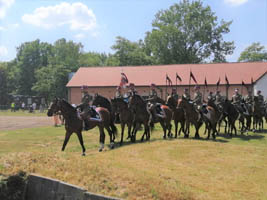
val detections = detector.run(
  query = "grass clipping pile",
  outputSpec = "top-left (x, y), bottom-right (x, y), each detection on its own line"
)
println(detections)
top-left (0, 171), bottom-right (27, 200)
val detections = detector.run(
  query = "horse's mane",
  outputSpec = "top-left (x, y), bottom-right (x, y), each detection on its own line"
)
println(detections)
top-left (93, 94), bottom-right (110, 104)
top-left (60, 99), bottom-right (76, 113)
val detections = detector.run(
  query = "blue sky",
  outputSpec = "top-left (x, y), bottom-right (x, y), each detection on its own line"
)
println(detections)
top-left (0, 0), bottom-right (266, 62)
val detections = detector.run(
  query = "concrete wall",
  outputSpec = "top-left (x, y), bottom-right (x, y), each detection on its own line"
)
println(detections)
top-left (25, 174), bottom-right (120, 200)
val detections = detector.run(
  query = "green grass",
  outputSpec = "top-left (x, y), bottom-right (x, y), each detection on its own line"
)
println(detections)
top-left (0, 119), bottom-right (267, 200)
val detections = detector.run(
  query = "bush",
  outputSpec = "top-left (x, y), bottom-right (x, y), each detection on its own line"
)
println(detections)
top-left (0, 171), bottom-right (27, 200)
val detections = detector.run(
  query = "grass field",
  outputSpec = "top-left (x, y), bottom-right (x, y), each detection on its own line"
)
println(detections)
top-left (0, 110), bottom-right (47, 117)
top-left (0, 115), bottom-right (267, 200)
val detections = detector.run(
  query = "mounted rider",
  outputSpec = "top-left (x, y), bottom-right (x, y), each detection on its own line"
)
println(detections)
top-left (128, 83), bottom-right (137, 97)
top-left (149, 83), bottom-right (158, 98)
top-left (244, 90), bottom-right (253, 104)
top-left (182, 88), bottom-right (191, 101)
top-left (170, 88), bottom-right (179, 101)
top-left (76, 86), bottom-right (101, 130)
top-left (232, 88), bottom-right (247, 115)
top-left (115, 86), bottom-right (123, 98)
top-left (256, 90), bottom-right (264, 106)
top-left (215, 90), bottom-right (223, 104)
top-left (192, 85), bottom-right (203, 108)
top-left (207, 91), bottom-right (216, 102)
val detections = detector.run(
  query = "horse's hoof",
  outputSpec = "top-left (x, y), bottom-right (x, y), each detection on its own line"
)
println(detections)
top-left (99, 148), bottom-right (103, 152)
top-left (82, 152), bottom-right (86, 156)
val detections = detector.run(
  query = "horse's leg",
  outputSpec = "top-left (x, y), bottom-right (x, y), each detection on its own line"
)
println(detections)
top-left (143, 123), bottom-right (150, 141)
top-left (160, 120), bottom-right (167, 139)
top-left (174, 120), bottom-right (178, 138)
top-left (120, 123), bottom-right (125, 145)
top-left (99, 127), bottom-right (105, 152)
top-left (75, 131), bottom-right (86, 156)
top-left (185, 120), bottom-right (190, 138)
top-left (127, 122), bottom-right (132, 140)
top-left (62, 131), bottom-right (73, 152)
top-left (194, 123), bottom-right (200, 139)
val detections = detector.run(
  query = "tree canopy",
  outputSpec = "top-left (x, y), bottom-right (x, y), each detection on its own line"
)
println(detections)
top-left (238, 42), bottom-right (267, 62)
top-left (144, 0), bottom-right (234, 64)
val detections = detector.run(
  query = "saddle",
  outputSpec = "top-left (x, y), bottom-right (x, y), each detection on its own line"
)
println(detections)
top-left (89, 106), bottom-right (101, 121)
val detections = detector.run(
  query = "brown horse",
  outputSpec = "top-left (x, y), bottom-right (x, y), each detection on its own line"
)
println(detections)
top-left (111, 97), bottom-right (134, 145)
top-left (166, 96), bottom-right (185, 138)
top-left (253, 96), bottom-right (264, 131)
top-left (177, 97), bottom-right (203, 139)
top-left (128, 94), bottom-right (150, 142)
top-left (47, 98), bottom-right (117, 154)
top-left (148, 103), bottom-right (173, 139)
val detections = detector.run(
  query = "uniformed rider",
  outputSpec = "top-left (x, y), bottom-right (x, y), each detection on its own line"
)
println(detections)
top-left (215, 90), bottom-right (223, 104)
top-left (193, 85), bottom-right (202, 108)
top-left (256, 90), bottom-right (264, 106)
top-left (182, 88), bottom-right (190, 101)
top-left (232, 88), bottom-right (242, 105)
top-left (149, 83), bottom-right (158, 98)
top-left (207, 91), bottom-right (215, 102)
top-left (115, 86), bottom-right (123, 98)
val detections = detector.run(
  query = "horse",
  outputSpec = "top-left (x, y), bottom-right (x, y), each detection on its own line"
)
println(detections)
top-left (146, 96), bottom-right (166, 105)
top-left (220, 99), bottom-right (239, 137)
top-left (92, 94), bottom-right (117, 132)
top-left (110, 97), bottom-right (134, 145)
top-left (177, 97), bottom-right (203, 139)
top-left (166, 96), bottom-right (185, 138)
top-left (253, 96), bottom-right (264, 131)
top-left (147, 103), bottom-right (173, 139)
top-left (128, 94), bottom-right (150, 142)
top-left (207, 99), bottom-right (223, 135)
top-left (47, 98), bottom-right (117, 154)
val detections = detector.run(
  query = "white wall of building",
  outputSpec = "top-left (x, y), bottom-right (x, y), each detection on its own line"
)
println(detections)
top-left (254, 73), bottom-right (267, 99)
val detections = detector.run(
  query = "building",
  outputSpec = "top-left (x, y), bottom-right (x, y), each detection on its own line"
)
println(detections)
top-left (66, 62), bottom-right (267, 104)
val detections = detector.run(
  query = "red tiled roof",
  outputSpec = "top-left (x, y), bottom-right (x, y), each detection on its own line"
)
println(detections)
top-left (66, 62), bottom-right (267, 87)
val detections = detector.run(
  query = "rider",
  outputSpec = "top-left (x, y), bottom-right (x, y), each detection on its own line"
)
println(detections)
top-left (256, 90), bottom-right (264, 106)
top-left (149, 83), bottom-right (158, 98)
top-left (170, 88), bottom-right (179, 101)
top-left (207, 91), bottom-right (215, 102)
top-left (193, 85), bottom-right (203, 108)
top-left (215, 90), bottom-right (223, 104)
top-left (244, 90), bottom-right (253, 104)
top-left (232, 88), bottom-right (247, 114)
top-left (128, 83), bottom-right (137, 97)
top-left (115, 86), bottom-right (123, 98)
top-left (182, 88), bottom-right (191, 101)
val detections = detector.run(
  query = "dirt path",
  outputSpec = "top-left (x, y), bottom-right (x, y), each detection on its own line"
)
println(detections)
top-left (0, 116), bottom-right (53, 131)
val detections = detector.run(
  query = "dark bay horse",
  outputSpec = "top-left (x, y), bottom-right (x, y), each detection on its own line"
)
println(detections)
top-left (253, 96), bottom-right (264, 131)
top-left (177, 97), bottom-right (203, 139)
top-left (128, 94), bottom-right (150, 142)
top-left (92, 94), bottom-right (117, 133)
top-left (220, 99), bottom-right (239, 137)
top-left (148, 103), bottom-right (173, 139)
top-left (47, 98), bottom-right (117, 154)
top-left (111, 97), bottom-right (134, 145)
top-left (167, 96), bottom-right (185, 138)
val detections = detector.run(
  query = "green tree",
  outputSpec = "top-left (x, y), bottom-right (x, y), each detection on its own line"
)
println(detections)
top-left (238, 42), bottom-right (267, 62)
top-left (16, 39), bottom-right (53, 95)
top-left (0, 63), bottom-right (9, 105)
top-left (51, 38), bottom-right (83, 71)
top-left (112, 36), bottom-right (154, 66)
top-left (79, 52), bottom-right (108, 67)
top-left (144, 0), bottom-right (235, 64)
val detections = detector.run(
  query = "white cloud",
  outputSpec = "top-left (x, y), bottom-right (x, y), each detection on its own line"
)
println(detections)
top-left (74, 33), bottom-right (86, 40)
top-left (224, 0), bottom-right (248, 6)
top-left (0, 0), bottom-right (14, 19)
top-left (0, 26), bottom-right (6, 31)
top-left (0, 46), bottom-right (8, 57)
top-left (22, 2), bottom-right (97, 31)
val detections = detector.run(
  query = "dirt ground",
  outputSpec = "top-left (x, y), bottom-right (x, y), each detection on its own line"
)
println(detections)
top-left (0, 116), bottom-right (53, 131)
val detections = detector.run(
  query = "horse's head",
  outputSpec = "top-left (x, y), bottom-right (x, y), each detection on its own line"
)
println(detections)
top-left (128, 94), bottom-right (144, 110)
top-left (167, 96), bottom-right (177, 109)
top-left (177, 96), bottom-right (187, 108)
top-left (111, 97), bottom-right (127, 112)
top-left (47, 98), bottom-right (60, 116)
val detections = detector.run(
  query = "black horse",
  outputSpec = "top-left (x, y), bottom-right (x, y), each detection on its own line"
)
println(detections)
top-left (47, 98), bottom-right (117, 154)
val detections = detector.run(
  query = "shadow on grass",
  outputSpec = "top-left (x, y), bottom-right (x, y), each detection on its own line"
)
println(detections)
top-left (113, 132), bottom-right (229, 149)
top-left (217, 132), bottom-right (265, 141)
